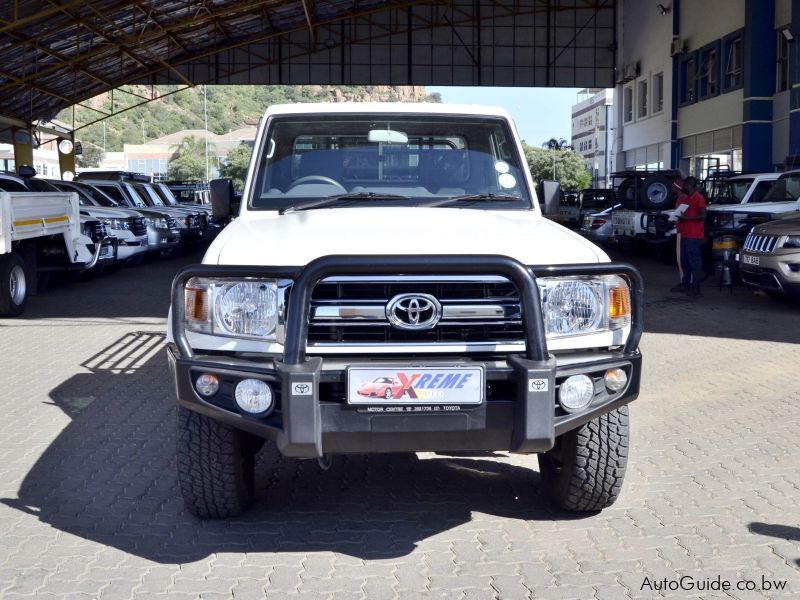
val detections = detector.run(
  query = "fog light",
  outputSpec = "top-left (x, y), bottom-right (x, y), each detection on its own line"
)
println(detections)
top-left (235, 378), bottom-right (273, 415)
top-left (559, 375), bottom-right (594, 413)
top-left (195, 373), bottom-right (219, 397)
top-left (604, 368), bottom-right (628, 392)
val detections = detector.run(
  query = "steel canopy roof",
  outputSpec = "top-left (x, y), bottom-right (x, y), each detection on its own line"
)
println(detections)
top-left (0, 0), bottom-right (616, 125)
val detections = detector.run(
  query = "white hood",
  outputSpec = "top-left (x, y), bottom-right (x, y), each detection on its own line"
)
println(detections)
top-left (80, 206), bottom-right (139, 219)
top-left (207, 207), bottom-right (606, 266)
top-left (708, 201), bottom-right (800, 214)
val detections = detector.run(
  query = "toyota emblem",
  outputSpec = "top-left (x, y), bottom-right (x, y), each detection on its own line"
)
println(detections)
top-left (386, 293), bottom-right (443, 331)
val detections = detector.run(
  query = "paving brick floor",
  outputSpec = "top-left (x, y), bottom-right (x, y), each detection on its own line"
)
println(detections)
top-left (0, 249), bottom-right (798, 599)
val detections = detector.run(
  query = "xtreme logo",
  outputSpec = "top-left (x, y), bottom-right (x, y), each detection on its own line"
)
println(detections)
top-left (394, 372), bottom-right (474, 399)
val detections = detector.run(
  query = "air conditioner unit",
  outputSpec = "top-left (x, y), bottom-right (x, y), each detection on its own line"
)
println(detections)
top-left (621, 62), bottom-right (640, 82)
top-left (670, 38), bottom-right (686, 57)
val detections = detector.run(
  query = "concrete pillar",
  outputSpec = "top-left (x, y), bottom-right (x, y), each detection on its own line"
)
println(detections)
top-left (789, 0), bottom-right (800, 159)
top-left (669, 0), bottom-right (681, 169)
top-left (743, 0), bottom-right (776, 171)
top-left (12, 127), bottom-right (34, 170)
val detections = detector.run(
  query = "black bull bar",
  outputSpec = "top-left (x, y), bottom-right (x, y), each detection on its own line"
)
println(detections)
top-left (170, 255), bottom-right (644, 457)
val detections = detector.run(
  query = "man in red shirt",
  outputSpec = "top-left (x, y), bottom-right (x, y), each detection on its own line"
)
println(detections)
top-left (673, 176), bottom-right (706, 296)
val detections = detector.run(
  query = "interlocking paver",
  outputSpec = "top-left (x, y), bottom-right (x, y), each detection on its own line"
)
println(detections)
top-left (0, 250), bottom-right (799, 599)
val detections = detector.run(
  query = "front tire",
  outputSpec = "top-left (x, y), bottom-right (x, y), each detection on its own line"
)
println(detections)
top-left (538, 406), bottom-right (629, 512)
top-left (176, 407), bottom-right (262, 518)
top-left (0, 254), bottom-right (28, 317)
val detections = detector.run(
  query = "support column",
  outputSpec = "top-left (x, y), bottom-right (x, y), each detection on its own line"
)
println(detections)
top-left (12, 127), bottom-right (33, 171)
top-left (669, 0), bottom-right (681, 169)
top-left (789, 0), bottom-right (800, 160)
top-left (743, 0), bottom-right (776, 172)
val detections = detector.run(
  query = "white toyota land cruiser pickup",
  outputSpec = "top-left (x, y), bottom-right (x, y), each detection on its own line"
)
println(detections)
top-left (167, 103), bottom-right (643, 518)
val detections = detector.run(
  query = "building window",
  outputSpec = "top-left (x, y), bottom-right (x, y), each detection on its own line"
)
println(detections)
top-left (653, 72), bottom-right (664, 113)
top-left (623, 85), bottom-right (634, 122)
top-left (777, 29), bottom-right (790, 93)
top-left (680, 55), bottom-right (697, 105)
top-left (723, 32), bottom-right (743, 91)
top-left (637, 79), bottom-right (648, 118)
top-left (698, 44), bottom-right (720, 99)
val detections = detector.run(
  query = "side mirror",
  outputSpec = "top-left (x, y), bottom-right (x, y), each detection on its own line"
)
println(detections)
top-left (540, 180), bottom-right (562, 216)
top-left (209, 178), bottom-right (234, 221)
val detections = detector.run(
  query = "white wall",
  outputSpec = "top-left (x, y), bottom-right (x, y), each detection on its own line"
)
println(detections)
top-left (776, 0), bottom-right (791, 27)
top-left (677, 90), bottom-right (744, 138)
top-left (616, 0), bottom-right (672, 158)
top-left (681, 0), bottom-right (745, 48)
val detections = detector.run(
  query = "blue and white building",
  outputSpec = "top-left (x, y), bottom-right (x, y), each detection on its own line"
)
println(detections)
top-left (615, 0), bottom-right (797, 177)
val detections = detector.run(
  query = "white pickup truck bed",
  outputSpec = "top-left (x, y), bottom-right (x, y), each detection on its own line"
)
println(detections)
top-left (0, 191), bottom-right (96, 316)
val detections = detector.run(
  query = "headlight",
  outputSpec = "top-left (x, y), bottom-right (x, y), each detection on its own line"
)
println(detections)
top-left (782, 235), bottom-right (800, 249)
top-left (538, 275), bottom-right (630, 338)
top-left (102, 218), bottom-right (129, 230)
top-left (185, 278), bottom-right (282, 341)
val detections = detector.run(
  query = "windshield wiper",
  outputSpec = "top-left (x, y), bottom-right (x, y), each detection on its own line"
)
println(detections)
top-left (280, 192), bottom-right (409, 214)
top-left (419, 193), bottom-right (520, 208)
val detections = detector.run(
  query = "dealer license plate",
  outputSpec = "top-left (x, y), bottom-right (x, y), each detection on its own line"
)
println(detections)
top-left (347, 366), bottom-right (484, 405)
top-left (741, 254), bottom-right (760, 266)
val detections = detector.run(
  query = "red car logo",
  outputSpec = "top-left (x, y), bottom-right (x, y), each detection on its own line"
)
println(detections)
top-left (357, 376), bottom-right (405, 400)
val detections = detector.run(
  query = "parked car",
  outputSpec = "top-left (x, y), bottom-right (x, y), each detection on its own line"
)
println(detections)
top-left (48, 180), bottom-right (148, 266)
top-left (738, 213), bottom-right (800, 300)
top-left (71, 180), bottom-right (181, 257)
top-left (167, 102), bottom-right (644, 519)
top-left (580, 203), bottom-right (620, 244)
top-left (356, 377), bottom-right (404, 399)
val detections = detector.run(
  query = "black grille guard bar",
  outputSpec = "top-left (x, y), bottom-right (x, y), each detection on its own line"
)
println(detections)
top-left (171, 256), bottom-right (644, 364)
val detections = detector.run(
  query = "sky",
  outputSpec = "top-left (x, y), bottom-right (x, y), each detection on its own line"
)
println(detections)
top-left (426, 86), bottom-right (581, 147)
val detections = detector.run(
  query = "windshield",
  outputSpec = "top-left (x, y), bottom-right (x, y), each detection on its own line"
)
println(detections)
top-left (155, 183), bottom-right (179, 206)
top-left (0, 178), bottom-right (28, 192)
top-left (122, 183), bottom-right (148, 208)
top-left (711, 179), bottom-right (753, 205)
top-left (580, 190), bottom-right (613, 209)
top-left (757, 175), bottom-right (800, 203)
top-left (250, 115), bottom-right (531, 211)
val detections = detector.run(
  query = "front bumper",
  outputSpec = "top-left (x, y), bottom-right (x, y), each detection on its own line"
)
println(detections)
top-left (147, 227), bottom-right (181, 251)
top-left (740, 261), bottom-right (800, 297)
top-left (169, 255), bottom-right (644, 458)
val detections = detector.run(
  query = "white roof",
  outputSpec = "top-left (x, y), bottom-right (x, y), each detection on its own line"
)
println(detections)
top-left (728, 172), bottom-right (780, 181)
top-left (264, 102), bottom-right (513, 119)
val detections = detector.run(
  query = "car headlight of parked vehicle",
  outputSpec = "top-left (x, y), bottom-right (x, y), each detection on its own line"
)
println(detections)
top-left (781, 235), bottom-right (800, 249)
top-left (145, 217), bottom-right (169, 229)
top-left (102, 218), bottom-right (129, 230)
top-left (184, 278), bottom-right (282, 341)
top-left (537, 275), bottom-right (631, 338)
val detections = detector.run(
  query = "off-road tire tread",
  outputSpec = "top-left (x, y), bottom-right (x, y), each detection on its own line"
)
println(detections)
top-left (176, 407), bottom-right (255, 519)
top-left (540, 405), bottom-right (629, 512)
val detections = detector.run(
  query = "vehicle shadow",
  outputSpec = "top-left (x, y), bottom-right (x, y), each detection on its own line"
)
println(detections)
top-left (605, 249), bottom-right (800, 345)
top-left (10, 251), bottom-right (205, 322)
top-left (1, 332), bottom-right (582, 563)
top-left (748, 523), bottom-right (800, 567)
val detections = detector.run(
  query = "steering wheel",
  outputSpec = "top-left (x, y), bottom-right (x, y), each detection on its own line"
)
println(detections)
top-left (288, 175), bottom-right (347, 193)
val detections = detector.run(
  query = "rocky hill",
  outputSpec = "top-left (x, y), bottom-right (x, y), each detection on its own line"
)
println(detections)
top-left (58, 85), bottom-right (438, 153)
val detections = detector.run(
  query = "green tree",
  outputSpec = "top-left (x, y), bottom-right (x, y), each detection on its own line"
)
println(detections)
top-left (541, 137), bottom-right (572, 151)
top-left (523, 143), bottom-right (591, 191)
top-left (76, 143), bottom-right (104, 168)
top-left (167, 136), bottom-right (213, 181)
top-left (219, 143), bottom-right (252, 191)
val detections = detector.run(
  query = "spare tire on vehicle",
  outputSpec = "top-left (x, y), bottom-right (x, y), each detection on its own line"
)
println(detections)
top-left (616, 177), bottom-right (640, 209)
top-left (640, 174), bottom-right (674, 210)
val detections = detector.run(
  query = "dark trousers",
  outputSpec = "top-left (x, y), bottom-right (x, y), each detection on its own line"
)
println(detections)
top-left (680, 237), bottom-right (703, 289)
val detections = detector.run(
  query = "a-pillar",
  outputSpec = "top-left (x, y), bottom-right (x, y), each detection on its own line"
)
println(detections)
top-left (742, 0), bottom-right (776, 172)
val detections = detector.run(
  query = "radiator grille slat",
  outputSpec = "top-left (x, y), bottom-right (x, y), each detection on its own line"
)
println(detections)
top-left (743, 233), bottom-right (778, 254)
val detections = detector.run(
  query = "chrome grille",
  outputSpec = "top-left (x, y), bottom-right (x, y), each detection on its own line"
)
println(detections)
top-left (743, 232), bottom-right (778, 253)
top-left (165, 216), bottom-right (178, 230)
top-left (307, 276), bottom-right (524, 346)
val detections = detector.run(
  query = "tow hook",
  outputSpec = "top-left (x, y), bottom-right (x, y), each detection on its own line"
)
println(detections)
top-left (317, 454), bottom-right (332, 471)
